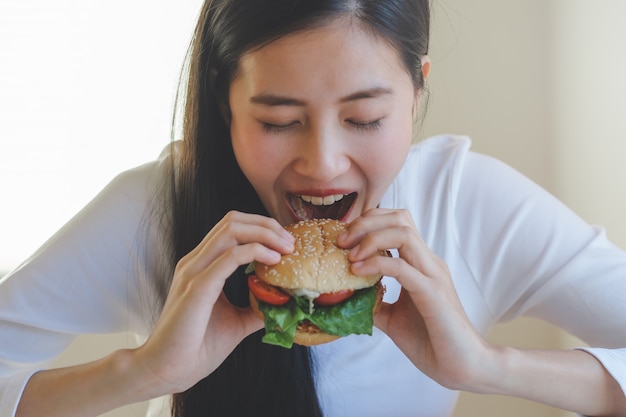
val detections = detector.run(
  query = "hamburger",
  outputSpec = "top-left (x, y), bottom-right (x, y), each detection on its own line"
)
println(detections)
top-left (247, 218), bottom-right (386, 348)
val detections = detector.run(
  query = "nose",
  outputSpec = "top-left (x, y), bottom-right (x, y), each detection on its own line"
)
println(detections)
top-left (292, 126), bottom-right (351, 182)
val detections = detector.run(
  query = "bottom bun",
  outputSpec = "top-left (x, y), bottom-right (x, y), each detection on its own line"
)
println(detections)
top-left (294, 322), bottom-right (341, 346)
top-left (250, 281), bottom-right (385, 347)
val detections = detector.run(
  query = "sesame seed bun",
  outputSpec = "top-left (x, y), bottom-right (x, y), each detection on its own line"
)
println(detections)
top-left (255, 219), bottom-right (382, 292)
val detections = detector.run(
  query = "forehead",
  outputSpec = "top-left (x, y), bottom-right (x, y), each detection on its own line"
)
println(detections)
top-left (232, 21), bottom-right (412, 99)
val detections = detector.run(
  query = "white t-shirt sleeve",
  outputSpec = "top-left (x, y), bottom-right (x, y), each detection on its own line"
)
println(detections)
top-left (0, 152), bottom-right (170, 416)
top-left (454, 150), bottom-right (626, 397)
top-left (0, 370), bottom-right (40, 417)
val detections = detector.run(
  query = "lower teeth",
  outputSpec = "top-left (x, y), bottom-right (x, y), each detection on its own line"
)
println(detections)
top-left (289, 196), bottom-right (311, 220)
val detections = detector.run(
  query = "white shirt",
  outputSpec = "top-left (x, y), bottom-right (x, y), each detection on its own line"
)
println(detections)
top-left (1, 135), bottom-right (625, 417)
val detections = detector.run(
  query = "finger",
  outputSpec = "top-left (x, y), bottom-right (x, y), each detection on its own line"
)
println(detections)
top-left (344, 214), bottom-right (445, 280)
top-left (373, 301), bottom-right (393, 335)
top-left (348, 224), bottom-right (416, 260)
top-left (350, 252), bottom-right (426, 294)
top-left (182, 214), bottom-right (294, 275)
top-left (182, 241), bottom-right (285, 307)
top-left (186, 212), bottom-right (291, 259)
top-left (373, 292), bottom-right (424, 335)
top-left (238, 305), bottom-right (265, 336)
top-left (209, 293), bottom-right (264, 340)
top-left (338, 208), bottom-right (414, 248)
top-left (207, 212), bottom-right (294, 254)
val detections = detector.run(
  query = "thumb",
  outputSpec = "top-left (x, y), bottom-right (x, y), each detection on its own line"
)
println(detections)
top-left (373, 301), bottom-right (394, 334)
top-left (239, 306), bottom-right (265, 337)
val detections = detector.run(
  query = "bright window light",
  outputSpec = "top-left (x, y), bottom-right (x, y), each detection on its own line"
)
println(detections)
top-left (0, 0), bottom-right (203, 273)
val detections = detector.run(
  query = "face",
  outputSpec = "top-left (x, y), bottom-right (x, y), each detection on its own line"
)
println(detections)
top-left (230, 20), bottom-right (421, 226)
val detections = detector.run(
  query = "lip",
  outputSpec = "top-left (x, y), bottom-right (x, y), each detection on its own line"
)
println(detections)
top-left (285, 190), bottom-right (357, 223)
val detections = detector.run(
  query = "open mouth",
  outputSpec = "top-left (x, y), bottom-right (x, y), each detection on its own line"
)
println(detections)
top-left (287, 192), bottom-right (357, 221)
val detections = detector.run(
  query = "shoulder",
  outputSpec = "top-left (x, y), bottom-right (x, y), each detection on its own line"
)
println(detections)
top-left (35, 142), bottom-right (179, 279)
top-left (396, 134), bottom-right (539, 206)
top-left (406, 134), bottom-right (471, 168)
top-left (0, 144), bottom-right (180, 335)
top-left (386, 134), bottom-right (567, 247)
top-left (108, 141), bottom-right (177, 196)
top-left (396, 134), bottom-right (473, 190)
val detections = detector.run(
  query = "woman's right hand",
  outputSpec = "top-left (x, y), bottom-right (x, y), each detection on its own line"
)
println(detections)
top-left (16, 212), bottom-right (294, 417)
top-left (131, 211), bottom-right (294, 397)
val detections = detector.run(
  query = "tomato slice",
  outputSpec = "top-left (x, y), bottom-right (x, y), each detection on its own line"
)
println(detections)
top-left (248, 275), bottom-right (291, 305)
top-left (314, 289), bottom-right (355, 306)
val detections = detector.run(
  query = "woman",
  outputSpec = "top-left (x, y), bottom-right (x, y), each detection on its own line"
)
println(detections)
top-left (2, 0), bottom-right (625, 416)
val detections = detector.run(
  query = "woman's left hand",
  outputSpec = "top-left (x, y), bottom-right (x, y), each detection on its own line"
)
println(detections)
top-left (339, 208), bottom-right (626, 416)
top-left (338, 208), bottom-right (494, 391)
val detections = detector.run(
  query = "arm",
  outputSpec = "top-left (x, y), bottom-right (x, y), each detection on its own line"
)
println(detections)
top-left (11, 210), bottom-right (294, 417)
top-left (0, 165), bottom-right (156, 417)
top-left (453, 152), bottom-right (626, 415)
top-left (16, 350), bottom-right (148, 417)
top-left (1, 149), bottom-right (291, 416)
top-left (342, 208), bottom-right (626, 416)
top-left (477, 347), bottom-right (626, 416)
top-left (2, 162), bottom-right (158, 417)
top-left (339, 145), bottom-right (626, 415)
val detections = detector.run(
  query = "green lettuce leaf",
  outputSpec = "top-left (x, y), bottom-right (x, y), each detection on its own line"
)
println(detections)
top-left (257, 286), bottom-right (378, 349)
top-left (244, 262), bottom-right (256, 274)
top-left (257, 299), bottom-right (306, 348)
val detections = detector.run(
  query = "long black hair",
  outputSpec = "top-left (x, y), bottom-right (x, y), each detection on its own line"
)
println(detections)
top-left (162, 1), bottom-right (431, 415)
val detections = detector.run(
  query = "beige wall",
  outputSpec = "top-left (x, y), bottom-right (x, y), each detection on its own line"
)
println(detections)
top-left (551, 1), bottom-right (626, 249)
top-left (52, 1), bottom-right (626, 416)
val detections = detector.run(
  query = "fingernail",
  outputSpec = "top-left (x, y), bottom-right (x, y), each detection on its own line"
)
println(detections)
top-left (282, 238), bottom-right (295, 253)
top-left (351, 260), bottom-right (365, 272)
top-left (282, 230), bottom-right (295, 242)
top-left (269, 250), bottom-right (282, 263)
top-left (349, 245), bottom-right (361, 261)
top-left (337, 231), bottom-right (349, 246)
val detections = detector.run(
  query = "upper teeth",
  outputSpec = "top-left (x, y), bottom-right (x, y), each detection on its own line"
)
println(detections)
top-left (300, 194), bottom-right (345, 206)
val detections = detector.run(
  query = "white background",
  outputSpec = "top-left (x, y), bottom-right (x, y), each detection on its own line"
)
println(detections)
top-left (0, 0), bottom-right (204, 273)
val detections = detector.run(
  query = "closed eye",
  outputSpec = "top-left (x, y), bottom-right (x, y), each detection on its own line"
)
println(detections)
top-left (262, 121), bottom-right (299, 134)
top-left (346, 119), bottom-right (383, 132)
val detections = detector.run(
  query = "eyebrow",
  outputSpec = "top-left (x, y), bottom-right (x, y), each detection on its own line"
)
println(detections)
top-left (249, 86), bottom-right (394, 107)
top-left (340, 87), bottom-right (394, 103)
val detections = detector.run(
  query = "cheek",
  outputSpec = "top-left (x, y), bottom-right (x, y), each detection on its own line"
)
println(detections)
top-left (231, 124), bottom-right (283, 189)
top-left (231, 125), bottom-right (261, 181)
top-left (366, 123), bottom-right (413, 179)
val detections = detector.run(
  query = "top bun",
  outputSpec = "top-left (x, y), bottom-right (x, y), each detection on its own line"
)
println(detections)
top-left (255, 219), bottom-right (382, 293)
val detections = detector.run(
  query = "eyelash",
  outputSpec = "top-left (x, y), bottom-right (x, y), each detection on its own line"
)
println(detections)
top-left (347, 119), bottom-right (382, 132)
top-left (262, 122), bottom-right (298, 134)
top-left (261, 119), bottom-right (383, 134)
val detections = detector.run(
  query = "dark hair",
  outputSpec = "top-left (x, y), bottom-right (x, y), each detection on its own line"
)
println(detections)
top-left (164, 0), bottom-right (430, 415)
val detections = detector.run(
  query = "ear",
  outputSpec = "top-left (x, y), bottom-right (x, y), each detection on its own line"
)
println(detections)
top-left (413, 55), bottom-right (431, 116)
top-left (421, 55), bottom-right (431, 81)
